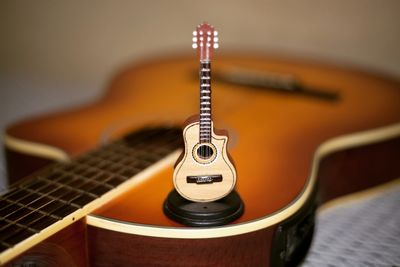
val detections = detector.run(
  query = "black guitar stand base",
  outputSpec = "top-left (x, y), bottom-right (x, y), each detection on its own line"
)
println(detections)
top-left (163, 190), bottom-right (244, 227)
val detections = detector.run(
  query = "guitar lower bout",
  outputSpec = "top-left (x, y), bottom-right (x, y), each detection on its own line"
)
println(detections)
top-left (173, 121), bottom-right (237, 202)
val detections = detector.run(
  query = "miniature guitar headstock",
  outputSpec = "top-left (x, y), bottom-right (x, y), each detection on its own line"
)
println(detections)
top-left (192, 23), bottom-right (219, 61)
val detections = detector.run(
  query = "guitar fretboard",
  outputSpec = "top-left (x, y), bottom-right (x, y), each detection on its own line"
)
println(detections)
top-left (0, 127), bottom-right (182, 254)
top-left (199, 60), bottom-right (212, 143)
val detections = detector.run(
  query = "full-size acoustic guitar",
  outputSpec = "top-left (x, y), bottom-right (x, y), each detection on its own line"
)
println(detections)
top-left (1, 24), bottom-right (400, 266)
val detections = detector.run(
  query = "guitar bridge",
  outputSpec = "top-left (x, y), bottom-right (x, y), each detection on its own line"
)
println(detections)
top-left (186, 175), bottom-right (223, 184)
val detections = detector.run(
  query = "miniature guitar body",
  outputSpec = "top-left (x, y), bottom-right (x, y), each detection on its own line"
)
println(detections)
top-left (173, 23), bottom-right (237, 202)
top-left (174, 120), bottom-right (237, 202)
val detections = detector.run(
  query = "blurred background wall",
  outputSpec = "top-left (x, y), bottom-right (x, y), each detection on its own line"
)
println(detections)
top-left (1, 0), bottom-right (400, 189)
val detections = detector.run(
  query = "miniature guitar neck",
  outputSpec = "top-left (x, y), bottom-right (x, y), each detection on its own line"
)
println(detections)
top-left (199, 60), bottom-right (212, 143)
top-left (192, 23), bottom-right (219, 144)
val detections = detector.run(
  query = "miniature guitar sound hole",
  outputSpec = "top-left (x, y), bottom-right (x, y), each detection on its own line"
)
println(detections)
top-left (173, 23), bottom-right (238, 202)
top-left (196, 144), bottom-right (214, 159)
top-left (193, 143), bottom-right (217, 164)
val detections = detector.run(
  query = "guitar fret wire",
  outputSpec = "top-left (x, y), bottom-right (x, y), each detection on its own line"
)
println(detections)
top-left (37, 177), bottom-right (98, 199)
top-left (0, 207), bottom-right (51, 234)
top-left (201, 96), bottom-right (210, 99)
top-left (0, 127), bottom-right (183, 246)
top-left (60, 166), bottom-right (127, 190)
top-left (201, 90), bottom-right (210, 93)
top-left (77, 154), bottom-right (149, 176)
top-left (3, 184), bottom-right (53, 206)
top-left (0, 186), bottom-right (59, 219)
top-left (201, 68), bottom-right (210, 71)
top-left (0, 201), bottom-right (35, 229)
top-left (20, 186), bottom-right (72, 207)
top-left (2, 175), bottom-right (91, 223)
top-left (57, 168), bottom-right (115, 188)
top-left (201, 76), bottom-right (210, 80)
top-left (0, 197), bottom-right (61, 227)
top-left (201, 84), bottom-right (210, 87)
top-left (0, 217), bottom-right (42, 243)
top-left (22, 182), bottom-right (86, 209)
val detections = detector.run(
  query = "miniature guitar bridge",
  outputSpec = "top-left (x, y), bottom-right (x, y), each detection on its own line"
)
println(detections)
top-left (186, 175), bottom-right (223, 184)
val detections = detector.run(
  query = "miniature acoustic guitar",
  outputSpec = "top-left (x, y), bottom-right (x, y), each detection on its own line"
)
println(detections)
top-left (1, 24), bottom-right (400, 266)
top-left (173, 23), bottom-right (237, 202)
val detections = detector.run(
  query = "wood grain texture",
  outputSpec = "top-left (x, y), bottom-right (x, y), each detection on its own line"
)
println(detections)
top-left (87, 224), bottom-right (275, 267)
top-left (173, 121), bottom-right (237, 202)
top-left (317, 136), bottom-right (400, 203)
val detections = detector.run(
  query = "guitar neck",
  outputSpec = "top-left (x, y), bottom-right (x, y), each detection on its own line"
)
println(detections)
top-left (199, 60), bottom-right (212, 143)
top-left (0, 127), bottom-right (182, 260)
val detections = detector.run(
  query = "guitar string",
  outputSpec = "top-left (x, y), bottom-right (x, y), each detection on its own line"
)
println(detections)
top-left (0, 128), bottom-right (181, 241)
top-left (0, 127), bottom-right (177, 205)
top-left (199, 61), bottom-right (212, 158)
top-left (0, 160), bottom-right (124, 235)
top-left (2, 132), bottom-right (180, 247)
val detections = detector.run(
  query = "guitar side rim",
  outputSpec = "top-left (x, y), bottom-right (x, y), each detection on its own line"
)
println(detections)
top-left (3, 122), bottom-right (400, 240)
top-left (3, 134), bottom-right (70, 163)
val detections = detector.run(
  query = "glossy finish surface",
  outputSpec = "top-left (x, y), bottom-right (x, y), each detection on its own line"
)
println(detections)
top-left (7, 54), bottom-right (400, 227)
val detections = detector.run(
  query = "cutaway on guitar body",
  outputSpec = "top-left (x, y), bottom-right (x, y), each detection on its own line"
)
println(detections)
top-left (173, 121), bottom-right (237, 202)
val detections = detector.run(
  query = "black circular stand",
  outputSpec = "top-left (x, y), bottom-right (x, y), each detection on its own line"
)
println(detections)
top-left (163, 190), bottom-right (244, 227)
